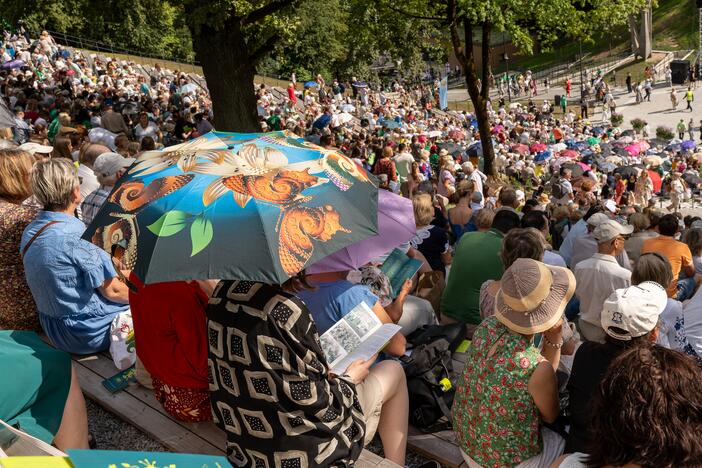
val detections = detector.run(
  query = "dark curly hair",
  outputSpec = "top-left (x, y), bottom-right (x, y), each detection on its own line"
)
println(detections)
top-left (587, 345), bottom-right (702, 467)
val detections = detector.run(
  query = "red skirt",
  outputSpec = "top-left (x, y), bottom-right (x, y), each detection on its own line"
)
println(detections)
top-left (152, 378), bottom-right (212, 423)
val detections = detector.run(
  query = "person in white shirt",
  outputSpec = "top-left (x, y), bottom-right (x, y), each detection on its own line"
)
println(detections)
top-left (570, 213), bottom-right (631, 270)
top-left (574, 219), bottom-right (634, 343)
top-left (461, 161), bottom-right (483, 197)
top-left (392, 142), bottom-right (414, 190)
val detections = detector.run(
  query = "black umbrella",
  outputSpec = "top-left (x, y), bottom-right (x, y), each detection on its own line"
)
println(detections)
top-left (614, 166), bottom-right (640, 179)
top-left (683, 173), bottom-right (702, 186)
top-left (620, 129), bottom-right (635, 137)
top-left (562, 162), bottom-right (585, 178)
top-left (599, 142), bottom-right (612, 157)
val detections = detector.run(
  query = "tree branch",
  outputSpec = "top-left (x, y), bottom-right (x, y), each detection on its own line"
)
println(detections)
top-left (242, 0), bottom-right (296, 26)
top-left (249, 33), bottom-right (280, 63)
top-left (448, 0), bottom-right (466, 65)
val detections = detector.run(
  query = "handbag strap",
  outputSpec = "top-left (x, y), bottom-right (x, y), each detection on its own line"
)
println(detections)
top-left (21, 220), bottom-right (60, 257)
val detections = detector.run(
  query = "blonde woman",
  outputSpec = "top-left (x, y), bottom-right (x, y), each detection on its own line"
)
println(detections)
top-left (411, 193), bottom-right (451, 276)
top-left (669, 172), bottom-right (685, 212)
top-left (438, 153), bottom-right (456, 198)
top-left (635, 169), bottom-right (654, 207)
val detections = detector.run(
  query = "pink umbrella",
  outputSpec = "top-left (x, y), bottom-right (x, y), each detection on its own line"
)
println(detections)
top-left (491, 125), bottom-right (504, 135)
top-left (560, 149), bottom-right (580, 159)
top-left (511, 144), bottom-right (529, 155)
top-left (624, 144), bottom-right (641, 157)
top-left (448, 130), bottom-right (465, 140)
top-left (530, 143), bottom-right (547, 153)
top-left (576, 162), bottom-right (591, 172)
top-left (637, 140), bottom-right (650, 151)
top-left (306, 190), bottom-right (416, 274)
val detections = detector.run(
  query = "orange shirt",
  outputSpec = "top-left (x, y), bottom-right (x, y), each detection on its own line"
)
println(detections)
top-left (641, 236), bottom-right (693, 296)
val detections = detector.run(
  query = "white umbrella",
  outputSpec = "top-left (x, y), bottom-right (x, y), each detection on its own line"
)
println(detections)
top-left (338, 112), bottom-right (354, 124)
top-left (427, 130), bottom-right (442, 138)
top-left (341, 104), bottom-right (356, 112)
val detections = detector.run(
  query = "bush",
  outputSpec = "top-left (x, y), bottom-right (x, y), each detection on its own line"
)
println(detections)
top-left (611, 113), bottom-right (624, 127)
top-left (631, 118), bottom-right (646, 132)
top-left (656, 126), bottom-right (675, 140)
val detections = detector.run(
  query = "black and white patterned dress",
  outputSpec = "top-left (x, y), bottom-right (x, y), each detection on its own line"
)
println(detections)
top-left (207, 280), bottom-right (366, 467)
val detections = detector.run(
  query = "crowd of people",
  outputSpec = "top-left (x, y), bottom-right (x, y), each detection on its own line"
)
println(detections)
top-left (2, 27), bottom-right (702, 468)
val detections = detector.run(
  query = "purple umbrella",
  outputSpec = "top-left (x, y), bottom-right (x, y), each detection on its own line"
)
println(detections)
top-left (681, 140), bottom-right (697, 151)
top-left (307, 190), bottom-right (415, 273)
top-left (0, 59), bottom-right (25, 70)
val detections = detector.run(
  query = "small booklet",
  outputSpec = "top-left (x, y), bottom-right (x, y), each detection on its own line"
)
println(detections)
top-left (320, 302), bottom-right (402, 375)
top-left (380, 248), bottom-right (423, 297)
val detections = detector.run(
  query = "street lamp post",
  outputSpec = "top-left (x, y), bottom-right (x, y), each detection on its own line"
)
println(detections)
top-left (503, 52), bottom-right (511, 102)
top-left (579, 40), bottom-right (584, 98)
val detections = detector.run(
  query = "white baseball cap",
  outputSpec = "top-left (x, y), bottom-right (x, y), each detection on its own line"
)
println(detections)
top-left (93, 152), bottom-right (135, 177)
top-left (586, 212), bottom-right (610, 227)
top-left (19, 142), bottom-right (53, 155)
top-left (601, 281), bottom-right (668, 341)
top-left (593, 219), bottom-right (634, 243)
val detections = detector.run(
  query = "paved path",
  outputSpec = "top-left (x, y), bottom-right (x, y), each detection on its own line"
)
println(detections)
top-left (447, 82), bottom-right (702, 131)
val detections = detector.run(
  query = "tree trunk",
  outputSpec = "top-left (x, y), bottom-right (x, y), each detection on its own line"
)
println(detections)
top-left (449, 16), bottom-right (496, 177)
top-left (189, 21), bottom-right (261, 132)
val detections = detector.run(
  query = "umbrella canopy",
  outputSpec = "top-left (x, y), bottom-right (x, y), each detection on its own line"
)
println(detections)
top-left (306, 190), bottom-right (415, 274)
top-left (466, 141), bottom-right (483, 157)
top-left (597, 161), bottom-right (617, 173)
top-left (562, 162), bottom-right (585, 178)
top-left (559, 149), bottom-right (580, 159)
top-left (341, 104), bottom-right (356, 112)
top-left (586, 136), bottom-right (601, 146)
top-left (83, 131), bottom-right (379, 285)
top-left (179, 83), bottom-right (198, 94)
top-left (491, 125), bottom-right (504, 135)
top-left (529, 143), bottom-right (547, 153)
top-left (352, 81), bottom-right (368, 88)
top-left (534, 150), bottom-right (552, 162)
top-left (694, 153), bottom-right (702, 162)
top-left (614, 165), bottom-right (640, 179)
top-left (512, 143), bottom-right (529, 155)
top-left (551, 142), bottom-right (567, 152)
top-left (637, 140), bottom-right (651, 152)
top-left (682, 140), bottom-right (697, 151)
top-left (304, 80), bottom-right (319, 88)
top-left (441, 142), bottom-right (465, 156)
top-left (643, 155), bottom-right (662, 167)
top-left (427, 130), bottom-right (442, 138)
top-left (647, 169), bottom-right (662, 193)
top-left (620, 129), bottom-right (635, 137)
top-left (576, 162), bottom-right (592, 172)
top-left (338, 112), bottom-right (354, 124)
top-left (683, 172), bottom-right (702, 185)
top-left (624, 144), bottom-right (641, 157)
top-left (448, 129), bottom-right (465, 140)
top-left (0, 59), bottom-right (24, 70)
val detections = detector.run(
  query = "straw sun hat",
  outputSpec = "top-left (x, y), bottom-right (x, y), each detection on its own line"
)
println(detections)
top-left (495, 258), bottom-right (575, 334)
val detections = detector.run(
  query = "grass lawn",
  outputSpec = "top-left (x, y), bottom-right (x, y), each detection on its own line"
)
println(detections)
top-left (652, 0), bottom-right (698, 50)
top-left (614, 53), bottom-right (666, 83)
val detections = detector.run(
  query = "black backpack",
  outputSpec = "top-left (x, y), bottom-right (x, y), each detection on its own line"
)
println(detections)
top-left (400, 323), bottom-right (466, 432)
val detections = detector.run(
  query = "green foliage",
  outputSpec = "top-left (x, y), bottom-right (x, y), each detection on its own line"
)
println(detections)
top-left (631, 118), bottom-right (646, 131)
top-left (656, 125), bottom-right (675, 140)
top-left (611, 112), bottom-right (624, 126)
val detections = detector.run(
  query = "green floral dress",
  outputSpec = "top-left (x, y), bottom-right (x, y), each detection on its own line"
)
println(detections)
top-left (452, 316), bottom-right (544, 467)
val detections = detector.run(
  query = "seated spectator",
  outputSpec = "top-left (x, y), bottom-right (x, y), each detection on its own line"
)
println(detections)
top-left (297, 270), bottom-right (407, 356)
top-left (0, 330), bottom-right (89, 450)
top-left (77, 143), bottom-right (110, 201)
top-left (453, 258), bottom-right (575, 467)
top-left (570, 212), bottom-right (631, 270)
top-left (642, 213), bottom-right (696, 300)
top-left (441, 210), bottom-right (520, 333)
top-left (521, 210), bottom-right (567, 267)
top-left (556, 345), bottom-right (702, 467)
top-left (479, 227), bottom-right (544, 319)
top-left (81, 152), bottom-right (134, 225)
top-left (447, 183), bottom-right (473, 241)
top-left (565, 281), bottom-right (667, 454)
top-left (624, 212), bottom-right (657, 264)
top-left (682, 227), bottom-right (702, 275)
top-left (21, 159), bottom-right (129, 354)
top-left (411, 193), bottom-right (451, 276)
top-left (129, 274), bottom-right (211, 422)
top-left (574, 219), bottom-right (633, 343)
top-left (0, 149), bottom-right (40, 330)
top-left (208, 278), bottom-right (409, 466)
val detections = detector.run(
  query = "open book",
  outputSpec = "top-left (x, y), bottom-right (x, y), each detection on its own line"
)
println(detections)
top-left (380, 248), bottom-right (423, 298)
top-left (320, 302), bottom-right (402, 375)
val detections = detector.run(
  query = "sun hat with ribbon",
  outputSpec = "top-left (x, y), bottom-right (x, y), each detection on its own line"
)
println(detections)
top-left (494, 258), bottom-right (576, 334)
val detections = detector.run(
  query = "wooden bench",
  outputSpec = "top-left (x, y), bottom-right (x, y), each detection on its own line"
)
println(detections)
top-left (70, 351), bottom-right (399, 466)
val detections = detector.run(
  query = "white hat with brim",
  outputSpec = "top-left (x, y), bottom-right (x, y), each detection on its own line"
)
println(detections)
top-left (93, 152), bottom-right (135, 177)
top-left (19, 142), bottom-right (53, 155)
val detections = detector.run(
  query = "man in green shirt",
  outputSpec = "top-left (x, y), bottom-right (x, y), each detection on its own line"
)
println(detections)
top-left (441, 210), bottom-right (520, 330)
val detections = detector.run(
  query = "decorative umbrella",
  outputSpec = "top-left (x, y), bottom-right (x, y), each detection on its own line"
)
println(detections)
top-left (560, 149), bottom-right (580, 159)
top-left (576, 162), bottom-right (592, 172)
top-left (0, 59), bottom-right (25, 70)
top-left (83, 131), bottom-right (379, 285)
top-left (304, 81), bottom-right (320, 88)
top-left (306, 190), bottom-right (415, 274)
top-left (637, 140), bottom-right (651, 152)
top-left (530, 143), bottom-right (547, 153)
top-left (681, 140), bottom-right (697, 151)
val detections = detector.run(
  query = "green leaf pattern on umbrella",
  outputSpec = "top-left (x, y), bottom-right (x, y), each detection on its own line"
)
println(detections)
top-left (85, 131), bottom-right (378, 283)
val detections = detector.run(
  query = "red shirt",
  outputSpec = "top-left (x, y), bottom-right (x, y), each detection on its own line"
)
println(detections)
top-left (129, 274), bottom-right (209, 389)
